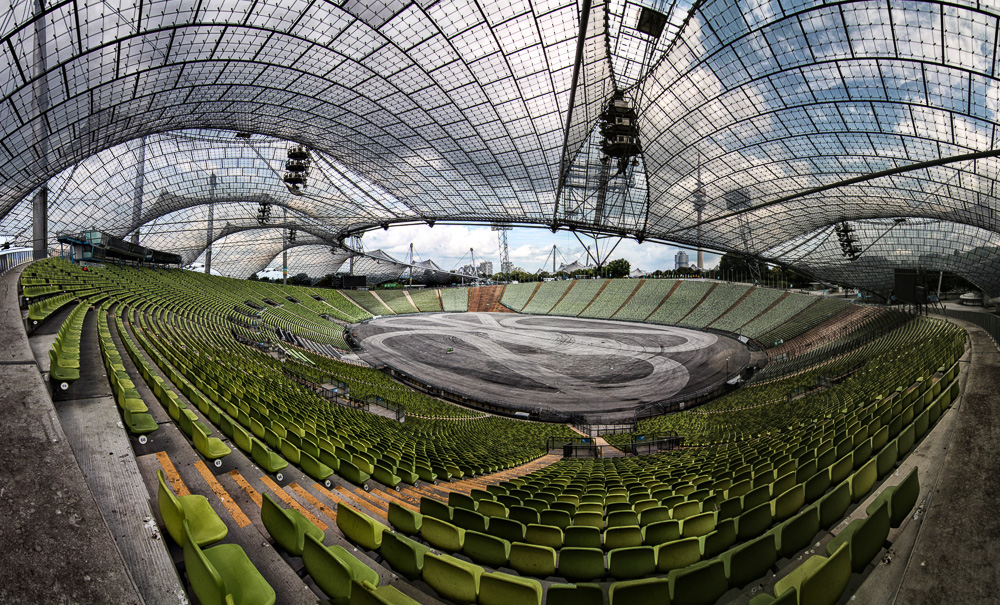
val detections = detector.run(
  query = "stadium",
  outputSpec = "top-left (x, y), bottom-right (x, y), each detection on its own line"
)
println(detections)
top-left (1, 1), bottom-right (999, 604)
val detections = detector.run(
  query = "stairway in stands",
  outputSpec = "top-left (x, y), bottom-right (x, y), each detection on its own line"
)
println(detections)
top-left (394, 454), bottom-right (561, 503)
top-left (275, 327), bottom-right (343, 359)
top-left (467, 285), bottom-right (509, 312)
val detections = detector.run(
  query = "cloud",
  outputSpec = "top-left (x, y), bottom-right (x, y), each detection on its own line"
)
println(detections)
top-left (361, 224), bottom-right (720, 272)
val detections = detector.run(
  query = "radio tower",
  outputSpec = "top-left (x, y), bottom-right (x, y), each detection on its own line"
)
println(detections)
top-left (491, 223), bottom-right (512, 281)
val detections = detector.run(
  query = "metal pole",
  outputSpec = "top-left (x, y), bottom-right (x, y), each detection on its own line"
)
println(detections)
top-left (32, 0), bottom-right (49, 261)
top-left (206, 173), bottom-right (216, 274)
top-left (551, 0), bottom-right (593, 226)
top-left (131, 137), bottom-right (146, 244)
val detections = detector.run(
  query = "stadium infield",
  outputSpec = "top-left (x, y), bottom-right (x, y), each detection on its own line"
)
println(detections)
top-left (353, 312), bottom-right (751, 419)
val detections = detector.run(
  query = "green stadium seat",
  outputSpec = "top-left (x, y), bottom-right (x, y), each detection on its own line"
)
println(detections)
top-left (557, 546), bottom-right (606, 581)
top-left (608, 546), bottom-right (655, 579)
top-left (546, 583), bottom-right (604, 605)
top-left (192, 422), bottom-right (232, 466)
top-left (479, 572), bottom-right (542, 605)
top-left (609, 577), bottom-right (669, 604)
top-left (525, 523), bottom-right (563, 549)
top-left (478, 500), bottom-right (508, 519)
top-left (850, 457), bottom-right (878, 502)
top-left (818, 481), bottom-right (851, 529)
top-left (774, 541), bottom-right (851, 605)
top-left (804, 467), bottom-right (831, 503)
top-left (671, 500), bottom-right (701, 520)
top-left (260, 492), bottom-right (323, 556)
top-left (721, 531), bottom-right (777, 587)
top-left (449, 492), bottom-right (477, 511)
top-left (604, 525), bottom-right (643, 549)
top-left (897, 423), bottom-right (915, 455)
top-left (655, 537), bottom-right (701, 572)
top-left (337, 503), bottom-right (385, 551)
top-left (122, 406), bottom-right (158, 439)
top-left (339, 459), bottom-right (372, 488)
top-left (462, 530), bottom-right (510, 568)
top-left (156, 470), bottom-right (227, 547)
top-left (607, 510), bottom-right (639, 527)
top-left (643, 520), bottom-right (681, 546)
top-left (669, 558), bottom-right (727, 605)
top-left (680, 511), bottom-right (716, 538)
top-left (380, 531), bottom-right (428, 581)
top-left (422, 553), bottom-right (483, 604)
top-left (698, 518), bottom-right (736, 558)
top-left (420, 497), bottom-right (452, 521)
top-left (509, 542), bottom-right (557, 577)
top-left (182, 520), bottom-right (275, 605)
top-left (826, 499), bottom-right (890, 572)
top-left (876, 441), bottom-right (898, 478)
top-left (771, 484), bottom-right (805, 522)
top-left (250, 438), bottom-right (288, 476)
top-left (488, 517), bottom-right (526, 543)
top-left (420, 516), bottom-right (465, 552)
top-left (866, 466), bottom-right (919, 527)
top-left (737, 502), bottom-right (772, 541)
top-left (301, 533), bottom-right (378, 604)
top-left (452, 507), bottom-right (489, 533)
top-left (565, 525), bottom-right (603, 549)
top-left (301, 452), bottom-right (336, 486)
top-left (509, 505), bottom-right (540, 526)
top-left (776, 505), bottom-right (820, 558)
top-left (387, 501), bottom-right (422, 535)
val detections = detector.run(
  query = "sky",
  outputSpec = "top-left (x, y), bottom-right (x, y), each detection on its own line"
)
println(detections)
top-left (359, 224), bottom-right (721, 274)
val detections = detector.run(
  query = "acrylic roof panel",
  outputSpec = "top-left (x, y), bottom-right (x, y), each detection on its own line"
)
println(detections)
top-left (1, 0), bottom-right (999, 294)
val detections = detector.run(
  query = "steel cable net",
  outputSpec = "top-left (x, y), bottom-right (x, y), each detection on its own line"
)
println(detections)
top-left (0, 0), bottom-right (998, 294)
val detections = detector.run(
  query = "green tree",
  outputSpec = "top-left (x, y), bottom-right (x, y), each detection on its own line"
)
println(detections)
top-left (605, 258), bottom-right (631, 278)
top-left (717, 252), bottom-right (766, 282)
top-left (289, 272), bottom-right (311, 286)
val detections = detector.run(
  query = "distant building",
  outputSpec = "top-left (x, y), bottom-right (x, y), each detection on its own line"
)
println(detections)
top-left (500, 261), bottom-right (514, 274)
top-left (675, 251), bottom-right (690, 270)
top-left (478, 261), bottom-right (493, 276)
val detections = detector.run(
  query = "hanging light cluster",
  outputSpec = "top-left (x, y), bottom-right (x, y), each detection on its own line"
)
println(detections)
top-left (283, 144), bottom-right (311, 193)
top-left (599, 90), bottom-right (641, 176)
top-left (288, 228), bottom-right (296, 244)
top-left (834, 222), bottom-right (862, 260)
top-left (257, 201), bottom-right (272, 225)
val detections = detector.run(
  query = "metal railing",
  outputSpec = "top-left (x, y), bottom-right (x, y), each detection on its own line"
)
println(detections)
top-left (1, 247), bottom-right (32, 277)
top-left (366, 396), bottom-right (406, 422)
top-left (573, 422), bottom-right (637, 437)
top-left (282, 369), bottom-right (368, 411)
top-left (625, 435), bottom-right (685, 455)
top-left (547, 433), bottom-right (684, 457)
top-left (939, 308), bottom-right (1000, 350)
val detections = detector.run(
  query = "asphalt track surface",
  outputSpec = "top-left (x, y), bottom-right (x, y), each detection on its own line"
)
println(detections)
top-left (354, 313), bottom-right (750, 417)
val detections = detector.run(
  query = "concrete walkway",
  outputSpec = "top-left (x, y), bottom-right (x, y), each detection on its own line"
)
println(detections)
top-left (567, 425), bottom-right (627, 457)
top-left (891, 321), bottom-right (1000, 603)
top-left (0, 266), bottom-right (142, 603)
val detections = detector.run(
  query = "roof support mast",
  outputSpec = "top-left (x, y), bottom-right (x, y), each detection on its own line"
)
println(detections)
top-left (205, 172), bottom-right (215, 274)
top-left (32, 0), bottom-right (49, 261)
top-left (552, 0), bottom-right (592, 229)
top-left (131, 137), bottom-right (146, 245)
